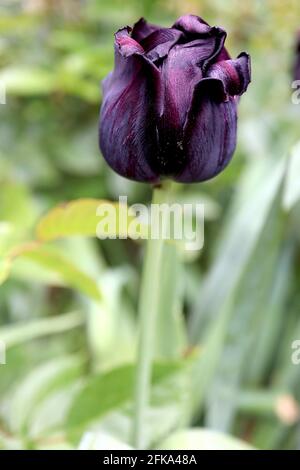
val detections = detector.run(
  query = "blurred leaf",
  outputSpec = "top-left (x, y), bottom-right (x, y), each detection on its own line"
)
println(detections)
top-left (246, 242), bottom-right (293, 383)
top-left (190, 156), bottom-right (287, 341)
top-left (283, 141), bottom-right (300, 211)
top-left (36, 199), bottom-right (145, 242)
top-left (67, 362), bottom-right (183, 433)
top-left (206, 192), bottom-right (284, 431)
top-left (237, 389), bottom-right (300, 423)
top-left (0, 182), bottom-right (35, 230)
top-left (55, 126), bottom-right (101, 176)
top-left (0, 311), bottom-right (84, 349)
top-left (0, 256), bottom-right (11, 283)
top-left (155, 243), bottom-right (186, 359)
top-left (3, 242), bottom-right (101, 300)
top-left (36, 200), bottom-right (102, 241)
top-left (29, 384), bottom-right (82, 442)
top-left (190, 156), bottom-right (287, 417)
top-left (7, 355), bottom-right (85, 436)
top-left (0, 183), bottom-right (37, 255)
top-left (35, 440), bottom-right (74, 450)
top-left (0, 14), bottom-right (38, 32)
top-left (0, 67), bottom-right (56, 96)
top-left (158, 428), bottom-right (254, 450)
top-left (68, 359), bottom-right (190, 448)
top-left (87, 267), bottom-right (136, 370)
top-left (78, 431), bottom-right (132, 450)
top-left (54, 70), bottom-right (100, 102)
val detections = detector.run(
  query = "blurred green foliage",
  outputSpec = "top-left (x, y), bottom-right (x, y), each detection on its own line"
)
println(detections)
top-left (1, 0), bottom-right (300, 450)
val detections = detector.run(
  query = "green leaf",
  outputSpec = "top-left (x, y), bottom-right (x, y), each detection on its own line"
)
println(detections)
top-left (0, 182), bottom-right (37, 255)
top-left (189, 156), bottom-right (287, 417)
top-left (78, 431), bottom-right (132, 450)
top-left (3, 243), bottom-right (101, 300)
top-left (0, 182), bottom-right (35, 231)
top-left (283, 141), bottom-right (300, 211)
top-left (206, 190), bottom-right (285, 431)
top-left (37, 199), bottom-right (106, 241)
top-left (237, 389), bottom-right (299, 422)
top-left (36, 198), bottom-right (145, 241)
top-left (7, 356), bottom-right (85, 435)
top-left (0, 311), bottom-right (84, 349)
top-left (86, 268), bottom-right (137, 370)
top-left (0, 256), bottom-right (11, 284)
top-left (72, 359), bottom-right (190, 449)
top-left (0, 67), bottom-right (56, 95)
top-left (158, 428), bottom-right (254, 450)
top-left (29, 384), bottom-right (82, 442)
top-left (67, 362), bottom-right (183, 433)
top-left (246, 243), bottom-right (294, 383)
top-left (190, 156), bottom-right (287, 340)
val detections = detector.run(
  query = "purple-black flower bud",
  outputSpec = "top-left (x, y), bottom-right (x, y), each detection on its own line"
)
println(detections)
top-left (99, 15), bottom-right (251, 183)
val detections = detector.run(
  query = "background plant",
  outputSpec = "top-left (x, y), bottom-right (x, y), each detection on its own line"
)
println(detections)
top-left (0, 0), bottom-right (300, 450)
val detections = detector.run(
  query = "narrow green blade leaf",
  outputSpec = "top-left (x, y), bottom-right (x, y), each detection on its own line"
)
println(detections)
top-left (0, 311), bottom-right (84, 349)
top-left (283, 141), bottom-right (300, 211)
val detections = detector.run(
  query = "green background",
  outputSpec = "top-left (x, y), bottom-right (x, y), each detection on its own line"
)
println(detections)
top-left (0, 0), bottom-right (300, 450)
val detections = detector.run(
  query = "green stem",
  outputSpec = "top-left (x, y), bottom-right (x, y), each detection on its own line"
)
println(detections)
top-left (132, 183), bottom-right (170, 449)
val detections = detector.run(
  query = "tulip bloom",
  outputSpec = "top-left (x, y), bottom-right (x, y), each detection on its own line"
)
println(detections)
top-left (99, 15), bottom-right (251, 183)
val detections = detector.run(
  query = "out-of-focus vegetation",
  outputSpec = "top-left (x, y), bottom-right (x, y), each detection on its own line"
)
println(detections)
top-left (1, 0), bottom-right (300, 450)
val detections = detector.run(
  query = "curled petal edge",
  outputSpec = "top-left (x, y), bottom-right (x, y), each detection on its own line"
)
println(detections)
top-left (206, 52), bottom-right (251, 97)
top-left (115, 27), bottom-right (144, 57)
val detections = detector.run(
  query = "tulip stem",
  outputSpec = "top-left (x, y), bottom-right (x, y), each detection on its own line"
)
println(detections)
top-left (132, 182), bottom-right (171, 449)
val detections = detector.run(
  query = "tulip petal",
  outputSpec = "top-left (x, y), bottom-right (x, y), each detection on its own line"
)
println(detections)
top-left (115, 27), bottom-right (144, 57)
top-left (158, 32), bottom-right (230, 129)
top-left (132, 17), bottom-right (160, 42)
top-left (173, 14), bottom-right (211, 35)
top-left (215, 47), bottom-right (231, 62)
top-left (150, 32), bottom-right (229, 177)
top-left (206, 52), bottom-right (251, 96)
top-left (173, 15), bottom-right (227, 71)
top-left (140, 28), bottom-right (183, 62)
top-left (154, 32), bottom-right (229, 176)
top-left (99, 29), bottom-right (161, 182)
top-left (151, 44), bottom-right (204, 176)
top-left (158, 44), bottom-right (203, 128)
top-left (175, 78), bottom-right (237, 183)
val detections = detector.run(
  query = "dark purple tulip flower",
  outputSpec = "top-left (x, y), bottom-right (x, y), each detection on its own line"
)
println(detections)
top-left (99, 15), bottom-right (251, 183)
top-left (293, 30), bottom-right (300, 81)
